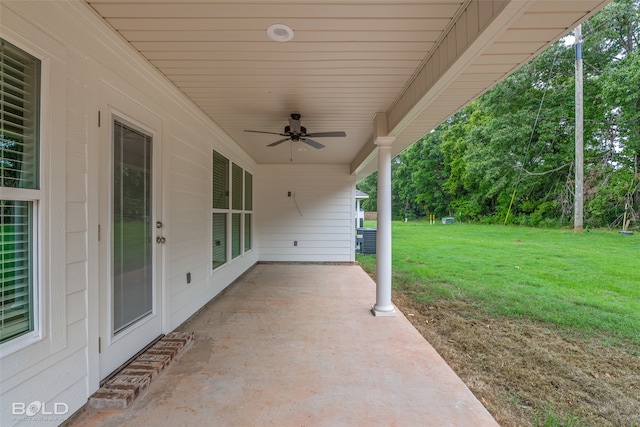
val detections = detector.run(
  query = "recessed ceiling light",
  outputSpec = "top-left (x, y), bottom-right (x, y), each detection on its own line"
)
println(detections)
top-left (267, 24), bottom-right (294, 42)
top-left (297, 147), bottom-right (307, 152)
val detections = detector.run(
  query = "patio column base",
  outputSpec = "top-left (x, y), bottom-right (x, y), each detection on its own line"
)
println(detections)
top-left (371, 304), bottom-right (397, 317)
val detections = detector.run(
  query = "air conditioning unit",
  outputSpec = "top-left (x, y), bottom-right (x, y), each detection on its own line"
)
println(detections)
top-left (356, 228), bottom-right (377, 254)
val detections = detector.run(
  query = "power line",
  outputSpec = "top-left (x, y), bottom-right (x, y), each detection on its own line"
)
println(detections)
top-left (519, 162), bottom-right (571, 176)
top-left (504, 47), bottom-right (562, 225)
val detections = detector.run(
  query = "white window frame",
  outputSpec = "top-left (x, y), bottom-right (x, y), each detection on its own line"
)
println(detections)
top-left (211, 149), bottom-right (253, 271)
top-left (231, 162), bottom-right (243, 260)
top-left (211, 149), bottom-right (229, 270)
top-left (0, 37), bottom-right (44, 356)
top-left (243, 170), bottom-right (253, 253)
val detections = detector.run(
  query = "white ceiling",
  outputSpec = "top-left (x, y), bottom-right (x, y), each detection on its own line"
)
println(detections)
top-left (86, 0), bottom-right (609, 179)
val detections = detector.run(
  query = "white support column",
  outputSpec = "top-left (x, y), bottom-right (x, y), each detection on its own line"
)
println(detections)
top-left (372, 136), bottom-right (396, 316)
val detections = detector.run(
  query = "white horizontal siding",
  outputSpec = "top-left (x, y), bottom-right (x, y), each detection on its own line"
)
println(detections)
top-left (165, 129), bottom-right (258, 331)
top-left (66, 261), bottom-right (87, 295)
top-left (1, 2), bottom-right (258, 425)
top-left (257, 164), bottom-right (355, 262)
top-left (0, 346), bottom-right (87, 427)
top-left (66, 291), bottom-right (86, 326)
top-left (1, 5), bottom-right (87, 426)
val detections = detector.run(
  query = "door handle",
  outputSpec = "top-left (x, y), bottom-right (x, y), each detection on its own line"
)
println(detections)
top-left (156, 236), bottom-right (166, 244)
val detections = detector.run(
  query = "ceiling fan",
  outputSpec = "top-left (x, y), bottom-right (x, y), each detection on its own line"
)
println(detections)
top-left (244, 113), bottom-right (346, 149)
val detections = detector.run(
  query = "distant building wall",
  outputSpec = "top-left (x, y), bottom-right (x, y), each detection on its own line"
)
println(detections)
top-left (364, 212), bottom-right (378, 221)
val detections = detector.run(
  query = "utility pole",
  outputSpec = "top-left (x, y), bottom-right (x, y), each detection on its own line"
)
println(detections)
top-left (574, 24), bottom-right (584, 233)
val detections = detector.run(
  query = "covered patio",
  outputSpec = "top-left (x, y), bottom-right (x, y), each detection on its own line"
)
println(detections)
top-left (0, 2), bottom-right (611, 425)
top-left (67, 263), bottom-right (498, 426)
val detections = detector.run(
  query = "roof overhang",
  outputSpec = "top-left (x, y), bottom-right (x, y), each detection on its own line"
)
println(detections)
top-left (85, 0), bottom-right (610, 181)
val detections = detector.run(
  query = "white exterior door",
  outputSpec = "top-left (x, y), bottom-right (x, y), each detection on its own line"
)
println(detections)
top-left (98, 83), bottom-right (164, 380)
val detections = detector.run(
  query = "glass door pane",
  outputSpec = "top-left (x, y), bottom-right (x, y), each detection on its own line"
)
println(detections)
top-left (113, 121), bottom-right (153, 334)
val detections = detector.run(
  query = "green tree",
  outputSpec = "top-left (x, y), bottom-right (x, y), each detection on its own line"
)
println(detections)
top-left (356, 171), bottom-right (377, 212)
top-left (360, 0), bottom-right (640, 228)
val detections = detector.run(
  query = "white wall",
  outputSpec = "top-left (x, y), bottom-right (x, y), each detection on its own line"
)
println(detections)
top-left (1, 5), bottom-right (86, 426)
top-left (164, 129), bottom-right (258, 330)
top-left (0, 2), bottom-right (258, 425)
top-left (1, 2), bottom-right (359, 425)
top-left (257, 164), bottom-right (356, 262)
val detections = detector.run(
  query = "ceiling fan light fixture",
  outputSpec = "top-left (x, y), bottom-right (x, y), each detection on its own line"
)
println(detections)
top-left (267, 24), bottom-right (294, 42)
top-left (244, 114), bottom-right (344, 151)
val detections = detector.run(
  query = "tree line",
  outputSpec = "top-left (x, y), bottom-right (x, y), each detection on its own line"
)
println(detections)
top-left (358, 0), bottom-right (640, 228)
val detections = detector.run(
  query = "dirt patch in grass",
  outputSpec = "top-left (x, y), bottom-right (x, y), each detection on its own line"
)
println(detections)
top-left (392, 290), bottom-right (640, 427)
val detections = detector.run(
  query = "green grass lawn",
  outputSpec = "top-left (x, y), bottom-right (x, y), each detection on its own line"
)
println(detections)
top-left (358, 221), bottom-right (640, 346)
top-left (114, 220), bottom-right (152, 271)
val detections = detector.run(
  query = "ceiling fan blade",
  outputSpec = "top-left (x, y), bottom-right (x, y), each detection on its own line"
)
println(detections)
top-left (305, 131), bottom-right (346, 138)
top-left (244, 130), bottom-right (286, 136)
top-left (267, 138), bottom-right (290, 147)
top-left (301, 138), bottom-right (325, 149)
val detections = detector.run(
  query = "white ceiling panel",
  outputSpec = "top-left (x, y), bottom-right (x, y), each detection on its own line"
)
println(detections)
top-left (85, 0), bottom-right (609, 171)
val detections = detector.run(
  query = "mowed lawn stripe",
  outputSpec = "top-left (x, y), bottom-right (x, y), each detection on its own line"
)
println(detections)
top-left (358, 222), bottom-right (640, 346)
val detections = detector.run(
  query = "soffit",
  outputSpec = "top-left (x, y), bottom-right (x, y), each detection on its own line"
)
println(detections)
top-left (85, 0), bottom-right (609, 176)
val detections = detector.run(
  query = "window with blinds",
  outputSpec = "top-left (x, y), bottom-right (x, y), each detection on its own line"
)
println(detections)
top-left (212, 212), bottom-right (226, 269)
top-left (232, 163), bottom-right (243, 211)
top-left (244, 171), bottom-right (253, 211)
top-left (212, 150), bottom-right (253, 269)
top-left (231, 163), bottom-right (243, 259)
top-left (244, 213), bottom-right (252, 251)
top-left (0, 201), bottom-right (34, 343)
top-left (212, 150), bottom-right (228, 210)
top-left (231, 213), bottom-right (241, 259)
top-left (212, 150), bottom-right (229, 269)
top-left (244, 171), bottom-right (253, 251)
top-left (1, 39), bottom-right (40, 344)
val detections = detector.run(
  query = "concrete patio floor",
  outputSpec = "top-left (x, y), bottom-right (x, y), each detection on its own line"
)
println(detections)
top-left (68, 263), bottom-right (498, 426)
